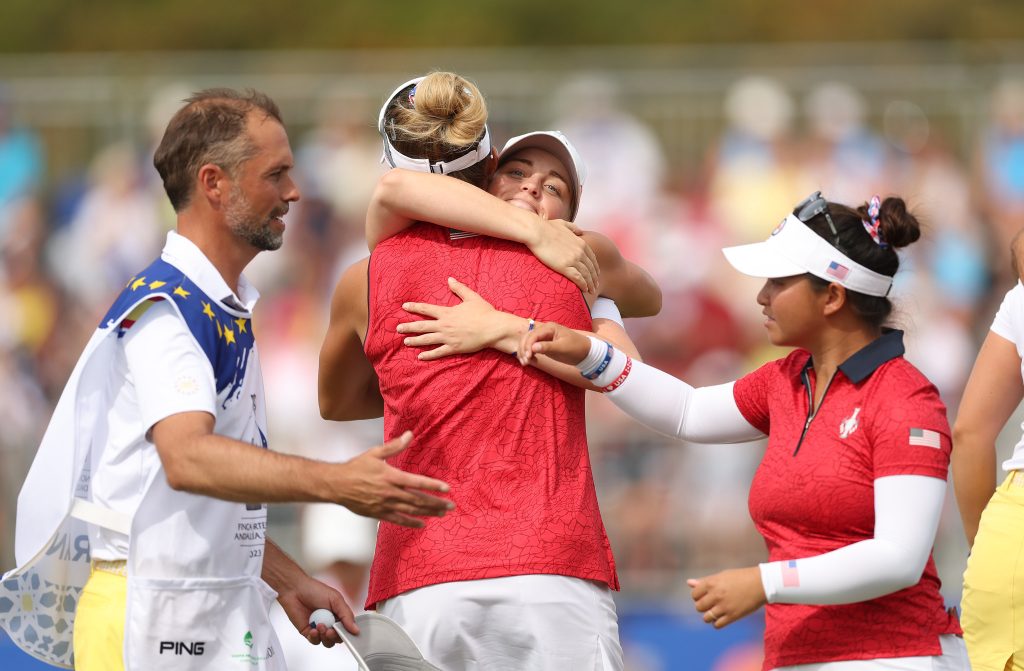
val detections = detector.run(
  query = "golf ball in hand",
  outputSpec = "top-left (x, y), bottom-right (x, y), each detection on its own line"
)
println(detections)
top-left (309, 608), bottom-right (336, 628)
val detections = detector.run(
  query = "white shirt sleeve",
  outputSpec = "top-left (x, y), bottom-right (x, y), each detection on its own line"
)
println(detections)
top-left (991, 281), bottom-right (1024, 356)
top-left (758, 474), bottom-right (945, 604)
top-left (592, 345), bottom-right (764, 444)
top-left (122, 300), bottom-right (218, 433)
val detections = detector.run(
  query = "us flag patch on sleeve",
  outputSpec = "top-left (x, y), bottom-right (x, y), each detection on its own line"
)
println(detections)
top-left (908, 428), bottom-right (941, 449)
top-left (782, 559), bottom-right (800, 587)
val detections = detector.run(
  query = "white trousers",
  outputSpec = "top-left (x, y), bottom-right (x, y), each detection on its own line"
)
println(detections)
top-left (377, 574), bottom-right (624, 671)
top-left (773, 634), bottom-right (970, 671)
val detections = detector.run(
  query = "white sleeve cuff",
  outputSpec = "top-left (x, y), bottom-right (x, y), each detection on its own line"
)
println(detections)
top-left (592, 297), bottom-right (624, 327)
top-left (759, 562), bottom-right (779, 603)
top-left (592, 347), bottom-right (630, 388)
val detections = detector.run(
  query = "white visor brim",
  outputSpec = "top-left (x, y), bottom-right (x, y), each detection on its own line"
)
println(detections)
top-left (721, 214), bottom-right (893, 297)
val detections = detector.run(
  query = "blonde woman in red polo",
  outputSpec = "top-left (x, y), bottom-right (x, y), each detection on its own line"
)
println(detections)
top-left (320, 72), bottom-right (660, 671)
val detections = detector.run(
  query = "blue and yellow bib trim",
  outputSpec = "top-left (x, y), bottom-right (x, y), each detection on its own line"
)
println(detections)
top-left (100, 259), bottom-right (255, 401)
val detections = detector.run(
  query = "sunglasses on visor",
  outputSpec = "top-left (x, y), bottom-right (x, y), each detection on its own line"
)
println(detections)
top-left (794, 191), bottom-right (842, 252)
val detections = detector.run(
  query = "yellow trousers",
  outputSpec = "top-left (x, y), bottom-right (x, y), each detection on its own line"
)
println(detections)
top-left (72, 565), bottom-right (126, 671)
top-left (962, 470), bottom-right (1024, 671)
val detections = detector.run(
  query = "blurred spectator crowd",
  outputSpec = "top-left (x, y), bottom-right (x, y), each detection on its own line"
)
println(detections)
top-left (2, 71), bottom-right (1022, 647)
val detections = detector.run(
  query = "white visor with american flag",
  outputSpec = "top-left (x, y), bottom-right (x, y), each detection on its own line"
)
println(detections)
top-left (721, 214), bottom-right (893, 297)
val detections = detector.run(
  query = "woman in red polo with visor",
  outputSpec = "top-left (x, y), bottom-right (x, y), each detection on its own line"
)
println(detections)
top-left (519, 192), bottom-right (968, 670)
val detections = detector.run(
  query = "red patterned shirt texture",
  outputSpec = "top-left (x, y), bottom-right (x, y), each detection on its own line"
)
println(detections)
top-left (362, 224), bottom-right (618, 608)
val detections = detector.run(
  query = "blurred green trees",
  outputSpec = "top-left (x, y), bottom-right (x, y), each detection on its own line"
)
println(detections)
top-left (4, 0), bottom-right (1024, 53)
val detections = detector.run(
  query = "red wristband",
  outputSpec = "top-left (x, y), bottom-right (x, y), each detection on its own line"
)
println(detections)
top-left (602, 357), bottom-right (632, 392)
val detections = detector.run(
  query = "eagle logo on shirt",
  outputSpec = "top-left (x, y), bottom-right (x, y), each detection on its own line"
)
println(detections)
top-left (839, 407), bottom-right (861, 439)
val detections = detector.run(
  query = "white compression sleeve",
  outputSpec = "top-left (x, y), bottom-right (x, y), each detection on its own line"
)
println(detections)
top-left (759, 475), bottom-right (946, 605)
top-left (599, 352), bottom-right (764, 444)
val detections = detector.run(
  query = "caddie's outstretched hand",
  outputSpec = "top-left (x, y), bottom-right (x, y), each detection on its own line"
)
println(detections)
top-left (335, 431), bottom-right (454, 528)
top-left (517, 321), bottom-right (592, 367)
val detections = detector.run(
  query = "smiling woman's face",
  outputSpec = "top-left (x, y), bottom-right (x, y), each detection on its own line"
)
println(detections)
top-left (489, 148), bottom-right (572, 221)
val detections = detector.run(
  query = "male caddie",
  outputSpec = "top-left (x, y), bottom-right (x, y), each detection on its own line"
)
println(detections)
top-left (0, 88), bottom-right (452, 670)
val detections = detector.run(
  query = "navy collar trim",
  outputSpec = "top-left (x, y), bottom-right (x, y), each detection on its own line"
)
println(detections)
top-left (802, 329), bottom-right (905, 384)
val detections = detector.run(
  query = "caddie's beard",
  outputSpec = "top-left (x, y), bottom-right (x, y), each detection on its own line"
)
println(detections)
top-left (225, 184), bottom-right (284, 251)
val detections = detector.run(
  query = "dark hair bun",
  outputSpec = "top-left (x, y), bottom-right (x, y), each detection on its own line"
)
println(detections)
top-left (866, 196), bottom-right (921, 249)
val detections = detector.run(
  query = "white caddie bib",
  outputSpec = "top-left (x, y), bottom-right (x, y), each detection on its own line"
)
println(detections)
top-left (1, 256), bottom-right (286, 670)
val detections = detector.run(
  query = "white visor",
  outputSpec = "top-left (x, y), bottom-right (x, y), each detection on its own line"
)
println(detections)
top-left (378, 76), bottom-right (492, 175)
top-left (721, 214), bottom-right (893, 297)
top-left (333, 612), bottom-right (442, 671)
